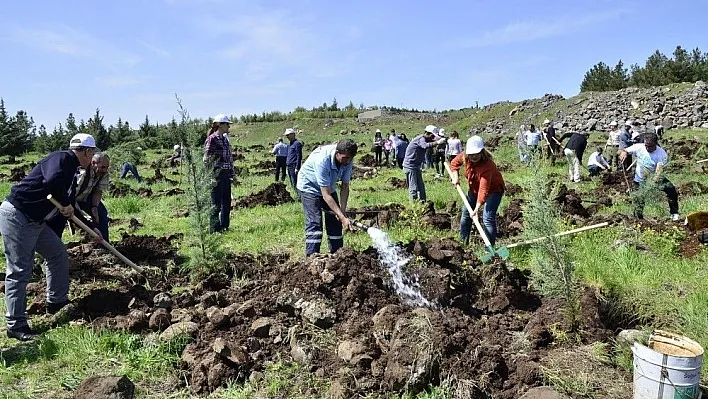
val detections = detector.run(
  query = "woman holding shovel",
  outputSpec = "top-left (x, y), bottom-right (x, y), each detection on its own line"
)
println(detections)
top-left (449, 136), bottom-right (505, 245)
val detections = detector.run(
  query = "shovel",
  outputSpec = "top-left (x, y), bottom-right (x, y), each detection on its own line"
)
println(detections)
top-left (47, 195), bottom-right (148, 284)
top-left (443, 162), bottom-right (509, 262)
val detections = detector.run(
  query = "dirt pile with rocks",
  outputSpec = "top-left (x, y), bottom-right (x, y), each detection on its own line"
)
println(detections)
top-left (231, 183), bottom-right (294, 209)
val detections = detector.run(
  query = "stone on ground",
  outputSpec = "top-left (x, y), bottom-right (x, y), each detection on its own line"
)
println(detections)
top-left (74, 375), bottom-right (135, 399)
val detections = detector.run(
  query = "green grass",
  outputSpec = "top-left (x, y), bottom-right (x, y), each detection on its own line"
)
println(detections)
top-left (0, 108), bottom-right (706, 397)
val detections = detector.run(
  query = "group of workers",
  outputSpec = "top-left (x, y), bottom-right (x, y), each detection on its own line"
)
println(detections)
top-left (0, 115), bottom-right (686, 342)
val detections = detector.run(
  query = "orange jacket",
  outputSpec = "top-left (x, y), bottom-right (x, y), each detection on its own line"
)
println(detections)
top-left (450, 153), bottom-right (505, 204)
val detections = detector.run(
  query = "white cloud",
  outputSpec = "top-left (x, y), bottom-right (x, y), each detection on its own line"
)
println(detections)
top-left (458, 10), bottom-right (625, 48)
top-left (9, 25), bottom-right (141, 69)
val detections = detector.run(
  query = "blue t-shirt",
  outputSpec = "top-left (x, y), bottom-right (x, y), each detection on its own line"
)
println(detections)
top-left (272, 142), bottom-right (288, 157)
top-left (296, 144), bottom-right (353, 196)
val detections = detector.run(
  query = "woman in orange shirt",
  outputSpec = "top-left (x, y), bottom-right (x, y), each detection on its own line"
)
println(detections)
top-left (449, 136), bottom-right (505, 245)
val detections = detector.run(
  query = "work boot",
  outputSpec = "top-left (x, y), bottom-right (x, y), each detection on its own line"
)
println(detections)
top-left (7, 325), bottom-right (39, 341)
top-left (46, 300), bottom-right (71, 315)
top-left (671, 214), bottom-right (680, 222)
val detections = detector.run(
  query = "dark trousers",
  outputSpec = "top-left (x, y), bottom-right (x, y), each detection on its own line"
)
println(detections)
top-left (274, 156), bottom-right (287, 182)
top-left (588, 165), bottom-right (602, 177)
top-left (374, 147), bottom-right (383, 164)
top-left (210, 169), bottom-right (232, 233)
top-left (301, 191), bottom-right (343, 256)
top-left (396, 156), bottom-right (404, 168)
top-left (384, 150), bottom-right (390, 166)
top-left (633, 177), bottom-right (679, 219)
top-left (287, 165), bottom-right (299, 198)
top-left (47, 201), bottom-right (110, 242)
top-left (433, 153), bottom-right (445, 174)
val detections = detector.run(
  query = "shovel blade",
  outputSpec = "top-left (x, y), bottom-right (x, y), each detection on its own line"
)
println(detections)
top-left (496, 246), bottom-right (510, 260)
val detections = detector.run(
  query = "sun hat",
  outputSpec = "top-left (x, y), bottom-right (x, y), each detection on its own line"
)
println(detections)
top-left (69, 133), bottom-right (97, 149)
top-left (543, 119), bottom-right (551, 125)
top-left (424, 125), bottom-right (438, 135)
top-left (214, 114), bottom-right (231, 124)
top-left (465, 135), bottom-right (484, 154)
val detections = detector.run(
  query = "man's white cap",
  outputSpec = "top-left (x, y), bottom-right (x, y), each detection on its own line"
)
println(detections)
top-left (609, 121), bottom-right (618, 126)
top-left (625, 120), bottom-right (634, 126)
top-left (375, 129), bottom-right (381, 133)
top-left (136, 147), bottom-right (142, 151)
top-left (284, 128), bottom-right (295, 136)
top-left (439, 128), bottom-right (446, 135)
top-left (654, 125), bottom-right (664, 131)
top-left (424, 125), bottom-right (438, 135)
top-left (69, 133), bottom-right (97, 149)
top-left (214, 114), bottom-right (231, 124)
top-left (174, 144), bottom-right (181, 150)
top-left (465, 135), bottom-right (484, 155)
top-left (543, 119), bottom-right (551, 125)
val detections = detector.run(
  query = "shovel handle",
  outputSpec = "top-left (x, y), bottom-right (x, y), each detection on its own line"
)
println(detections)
top-left (697, 159), bottom-right (708, 164)
top-left (443, 162), bottom-right (493, 248)
top-left (46, 195), bottom-right (145, 275)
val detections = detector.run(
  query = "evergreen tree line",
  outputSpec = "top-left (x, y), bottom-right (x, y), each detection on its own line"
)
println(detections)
top-left (580, 45), bottom-right (708, 92)
top-left (0, 96), bottom-right (437, 157)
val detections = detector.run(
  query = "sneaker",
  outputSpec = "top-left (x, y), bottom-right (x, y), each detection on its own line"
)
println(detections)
top-left (7, 325), bottom-right (39, 341)
top-left (671, 214), bottom-right (680, 222)
top-left (46, 300), bottom-right (71, 315)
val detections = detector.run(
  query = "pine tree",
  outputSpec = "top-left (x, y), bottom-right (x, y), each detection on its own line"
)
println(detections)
top-left (139, 115), bottom-right (157, 139)
top-left (66, 113), bottom-right (79, 135)
top-left (87, 108), bottom-right (110, 150)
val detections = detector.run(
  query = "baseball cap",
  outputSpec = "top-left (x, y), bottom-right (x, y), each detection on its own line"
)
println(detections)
top-left (625, 120), bottom-right (633, 127)
top-left (543, 119), bottom-right (551, 125)
top-left (375, 129), bottom-right (381, 133)
top-left (465, 136), bottom-right (484, 154)
top-left (284, 128), bottom-right (295, 136)
top-left (214, 114), bottom-right (231, 124)
top-left (69, 133), bottom-right (98, 149)
top-left (610, 121), bottom-right (618, 126)
top-left (174, 144), bottom-right (181, 150)
top-left (424, 125), bottom-right (438, 135)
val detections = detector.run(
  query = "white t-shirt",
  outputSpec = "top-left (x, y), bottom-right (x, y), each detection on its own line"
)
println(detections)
top-left (525, 130), bottom-right (542, 146)
top-left (446, 138), bottom-right (462, 156)
top-left (607, 130), bottom-right (621, 146)
top-left (587, 151), bottom-right (609, 168)
top-left (625, 143), bottom-right (668, 182)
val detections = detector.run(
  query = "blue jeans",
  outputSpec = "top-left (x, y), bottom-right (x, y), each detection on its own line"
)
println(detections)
top-left (301, 191), bottom-right (343, 256)
top-left (47, 200), bottom-right (110, 242)
top-left (210, 169), bottom-right (232, 233)
top-left (0, 201), bottom-right (70, 330)
top-left (460, 190), bottom-right (504, 245)
top-left (404, 168), bottom-right (426, 201)
top-left (120, 162), bottom-right (142, 183)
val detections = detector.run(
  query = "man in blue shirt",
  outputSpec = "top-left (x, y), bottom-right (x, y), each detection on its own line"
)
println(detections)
top-left (402, 125), bottom-right (446, 201)
top-left (0, 134), bottom-right (102, 341)
top-left (271, 137), bottom-right (288, 182)
top-left (296, 140), bottom-right (357, 256)
top-left (285, 128), bottom-right (303, 198)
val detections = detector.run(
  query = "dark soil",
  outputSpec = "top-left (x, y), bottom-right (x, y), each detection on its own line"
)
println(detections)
top-left (347, 203), bottom-right (405, 228)
top-left (231, 183), bottom-right (293, 209)
top-left (554, 184), bottom-right (590, 219)
top-left (110, 182), bottom-right (153, 198)
top-left (146, 168), bottom-right (178, 185)
top-left (498, 199), bottom-right (524, 238)
top-left (359, 154), bottom-right (377, 167)
top-left (505, 182), bottom-right (523, 197)
top-left (9, 167), bottom-right (26, 182)
top-left (677, 181), bottom-right (708, 196)
top-left (388, 177), bottom-right (407, 188)
top-left (678, 234), bottom-right (704, 258)
top-left (252, 160), bottom-right (275, 170)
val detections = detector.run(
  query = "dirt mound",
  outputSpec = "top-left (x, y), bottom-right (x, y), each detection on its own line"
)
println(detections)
top-left (252, 160), bottom-right (274, 170)
top-left (600, 170), bottom-right (631, 193)
top-left (498, 199), bottom-right (524, 238)
top-left (505, 182), bottom-right (523, 196)
top-left (146, 168), bottom-right (178, 185)
top-left (388, 177), bottom-right (407, 188)
top-left (353, 165), bottom-right (378, 180)
top-left (110, 182), bottom-right (153, 197)
top-left (9, 167), bottom-right (25, 181)
top-left (677, 181), bottom-right (708, 196)
top-left (231, 183), bottom-right (293, 209)
top-left (157, 188), bottom-right (185, 197)
top-left (112, 233), bottom-right (180, 264)
top-left (359, 154), bottom-right (377, 167)
top-left (347, 203), bottom-right (405, 228)
top-left (555, 184), bottom-right (590, 219)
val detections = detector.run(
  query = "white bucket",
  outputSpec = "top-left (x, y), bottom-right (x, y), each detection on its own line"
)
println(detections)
top-left (632, 330), bottom-right (704, 399)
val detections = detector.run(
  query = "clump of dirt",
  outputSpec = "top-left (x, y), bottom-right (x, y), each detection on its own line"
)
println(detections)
top-left (677, 181), bottom-right (708, 196)
top-left (110, 182), bottom-right (153, 197)
top-left (498, 199), bottom-right (524, 238)
top-left (358, 154), bottom-right (377, 167)
top-left (231, 183), bottom-right (293, 209)
top-left (419, 202), bottom-right (452, 230)
top-left (353, 166), bottom-right (378, 180)
top-left (248, 144), bottom-right (265, 152)
top-left (674, 145), bottom-right (693, 158)
top-left (157, 188), bottom-right (185, 196)
top-left (0, 155), bottom-right (16, 164)
top-left (252, 160), bottom-right (274, 170)
top-left (388, 177), bottom-right (407, 188)
top-left (555, 184), bottom-right (590, 219)
top-left (600, 170), bottom-right (630, 192)
top-left (9, 167), bottom-right (26, 181)
top-left (678, 234), bottom-right (704, 258)
top-left (348, 203), bottom-right (405, 228)
top-left (146, 168), bottom-right (178, 185)
top-left (505, 182), bottom-right (523, 196)
top-left (112, 233), bottom-right (179, 264)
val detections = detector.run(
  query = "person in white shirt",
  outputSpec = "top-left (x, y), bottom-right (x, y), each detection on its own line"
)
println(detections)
top-left (271, 138), bottom-right (289, 182)
top-left (587, 146), bottom-right (610, 177)
top-left (388, 129), bottom-right (399, 166)
top-left (524, 124), bottom-right (543, 162)
top-left (619, 132), bottom-right (679, 221)
top-left (445, 130), bottom-right (463, 162)
top-left (605, 121), bottom-right (621, 168)
top-left (515, 124), bottom-right (527, 163)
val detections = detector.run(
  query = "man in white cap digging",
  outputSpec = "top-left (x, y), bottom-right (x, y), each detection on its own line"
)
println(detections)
top-left (402, 125), bottom-right (446, 201)
top-left (0, 133), bottom-right (103, 341)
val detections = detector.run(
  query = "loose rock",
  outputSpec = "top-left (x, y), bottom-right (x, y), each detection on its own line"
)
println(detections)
top-left (74, 375), bottom-right (135, 399)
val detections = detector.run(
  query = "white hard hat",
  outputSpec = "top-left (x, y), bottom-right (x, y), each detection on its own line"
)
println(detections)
top-left (465, 135), bottom-right (484, 154)
top-left (69, 133), bottom-right (97, 149)
top-left (214, 114), bottom-right (231, 124)
top-left (284, 128), bottom-right (295, 136)
top-left (174, 144), bottom-right (181, 151)
top-left (424, 125), bottom-right (438, 134)
top-left (375, 129), bottom-right (381, 133)
top-left (543, 119), bottom-right (551, 125)
top-left (609, 121), bottom-right (618, 126)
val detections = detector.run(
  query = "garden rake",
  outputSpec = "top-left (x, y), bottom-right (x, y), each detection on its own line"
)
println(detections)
top-left (443, 162), bottom-right (509, 263)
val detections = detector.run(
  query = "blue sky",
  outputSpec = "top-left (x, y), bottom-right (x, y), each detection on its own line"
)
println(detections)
top-left (1, 0), bottom-right (707, 130)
